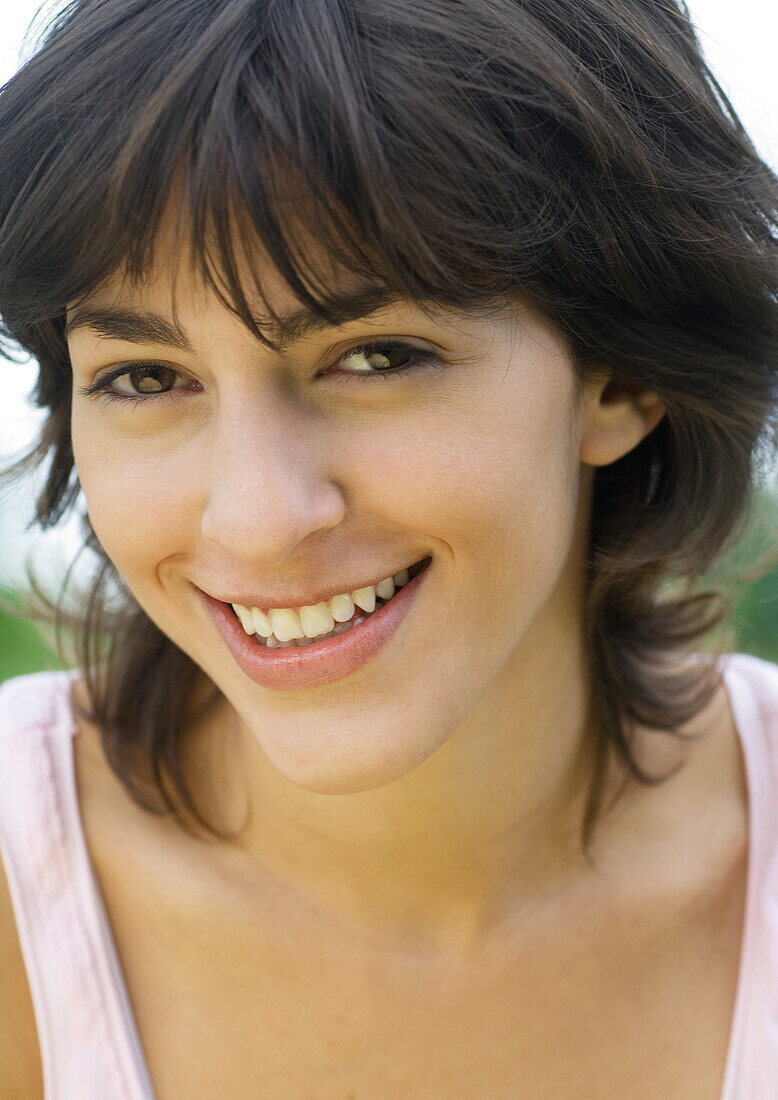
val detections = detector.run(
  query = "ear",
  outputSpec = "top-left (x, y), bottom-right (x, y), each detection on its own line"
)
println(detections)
top-left (579, 371), bottom-right (666, 467)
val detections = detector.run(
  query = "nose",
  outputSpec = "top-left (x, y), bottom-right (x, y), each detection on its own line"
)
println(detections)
top-left (199, 390), bottom-right (346, 566)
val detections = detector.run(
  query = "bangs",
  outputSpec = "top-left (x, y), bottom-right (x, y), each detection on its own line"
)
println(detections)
top-left (1, 0), bottom-right (774, 373)
top-left (37, 0), bottom-right (523, 352)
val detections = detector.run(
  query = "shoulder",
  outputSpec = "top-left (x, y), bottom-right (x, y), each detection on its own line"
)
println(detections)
top-left (719, 651), bottom-right (778, 749)
top-left (719, 649), bottom-right (778, 689)
top-left (723, 655), bottom-right (778, 995)
top-left (0, 805), bottom-right (45, 1099)
top-left (0, 668), bottom-right (79, 739)
top-left (0, 671), bottom-right (78, 1099)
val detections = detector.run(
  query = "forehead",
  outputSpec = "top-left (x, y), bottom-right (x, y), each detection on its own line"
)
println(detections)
top-left (66, 194), bottom-right (403, 350)
top-left (65, 179), bottom-right (538, 356)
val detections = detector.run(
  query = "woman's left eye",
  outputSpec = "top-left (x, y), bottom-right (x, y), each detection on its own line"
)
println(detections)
top-left (328, 341), bottom-right (443, 382)
top-left (77, 340), bottom-right (443, 406)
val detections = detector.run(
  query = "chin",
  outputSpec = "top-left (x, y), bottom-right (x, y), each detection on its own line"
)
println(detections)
top-left (255, 723), bottom-right (443, 796)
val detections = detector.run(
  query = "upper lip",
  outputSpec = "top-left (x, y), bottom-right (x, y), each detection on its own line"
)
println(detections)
top-left (197, 557), bottom-right (428, 611)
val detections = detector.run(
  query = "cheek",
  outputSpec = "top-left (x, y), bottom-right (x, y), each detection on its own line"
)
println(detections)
top-left (344, 379), bottom-right (579, 583)
top-left (70, 404), bottom-right (201, 584)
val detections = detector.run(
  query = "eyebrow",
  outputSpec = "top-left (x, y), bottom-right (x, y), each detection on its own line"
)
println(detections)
top-left (64, 285), bottom-right (402, 352)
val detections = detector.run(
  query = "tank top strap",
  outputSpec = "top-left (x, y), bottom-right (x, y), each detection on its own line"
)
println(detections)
top-left (717, 652), bottom-right (778, 1098)
top-left (0, 670), bottom-right (156, 1099)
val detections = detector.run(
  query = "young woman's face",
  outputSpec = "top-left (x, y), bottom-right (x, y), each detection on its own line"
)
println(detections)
top-left (67, 227), bottom-right (609, 795)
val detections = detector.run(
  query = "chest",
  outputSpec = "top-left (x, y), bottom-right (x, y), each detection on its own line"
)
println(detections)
top-left (70, 679), bottom-right (748, 1100)
top-left (102, 853), bottom-right (746, 1100)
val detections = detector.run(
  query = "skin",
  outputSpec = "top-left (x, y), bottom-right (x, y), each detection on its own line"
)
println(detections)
top-left (66, 208), bottom-right (672, 957)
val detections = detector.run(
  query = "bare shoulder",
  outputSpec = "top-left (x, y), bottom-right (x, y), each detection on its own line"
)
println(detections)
top-left (0, 852), bottom-right (44, 1100)
top-left (599, 655), bottom-right (749, 905)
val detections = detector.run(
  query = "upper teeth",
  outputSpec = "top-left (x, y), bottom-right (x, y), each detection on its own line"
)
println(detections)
top-left (231, 567), bottom-right (412, 642)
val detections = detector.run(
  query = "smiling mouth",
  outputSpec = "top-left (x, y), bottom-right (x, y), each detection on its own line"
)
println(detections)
top-left (231, 556), bottom-right (431, 648)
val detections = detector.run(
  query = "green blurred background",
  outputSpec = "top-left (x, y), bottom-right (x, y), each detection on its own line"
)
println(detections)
top-left (2, 482), bottom-right (777, 684)
top-left (0, 585), bottom-right (68, 681)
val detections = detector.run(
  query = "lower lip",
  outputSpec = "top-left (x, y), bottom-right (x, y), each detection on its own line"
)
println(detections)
top-left (198, 562), bottom-right (430, 691)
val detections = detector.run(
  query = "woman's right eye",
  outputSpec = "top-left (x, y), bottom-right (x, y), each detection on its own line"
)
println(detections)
top-left (114, 364), bottom-right (180, 394)
top-left (76, 362), bottom-right (199, 404)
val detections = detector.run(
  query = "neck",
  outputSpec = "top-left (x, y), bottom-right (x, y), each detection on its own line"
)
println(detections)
top-left (183, 598), bottom-right (610, 954)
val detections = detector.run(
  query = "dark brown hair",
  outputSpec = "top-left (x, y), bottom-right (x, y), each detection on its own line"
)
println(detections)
top-left (1, 0), bottom-right (776, 861)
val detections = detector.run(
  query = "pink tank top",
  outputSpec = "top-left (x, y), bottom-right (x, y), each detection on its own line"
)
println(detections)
top-left (0, 652), bottom-right (776, 1098)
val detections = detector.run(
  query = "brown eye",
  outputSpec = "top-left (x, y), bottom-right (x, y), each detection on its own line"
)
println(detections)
top-left (128, 365), bottom-right (178, 393)
top-left (78, 360), bottom-right (199, 405)
top-left (335, 341), bottom-right (439, 380)
top-left (341, 345), bottom-right (414, 373)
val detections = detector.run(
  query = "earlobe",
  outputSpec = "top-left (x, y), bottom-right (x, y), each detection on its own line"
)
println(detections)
top-left (579, 374), bottom-right (666, 468)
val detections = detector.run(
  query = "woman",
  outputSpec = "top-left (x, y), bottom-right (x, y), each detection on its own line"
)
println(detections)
top-left (0, 0), bottom-right (776, 1096)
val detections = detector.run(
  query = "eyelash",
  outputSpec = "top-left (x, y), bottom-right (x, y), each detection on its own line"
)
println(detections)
top-left (75, 340), bottom-right (444, 407)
